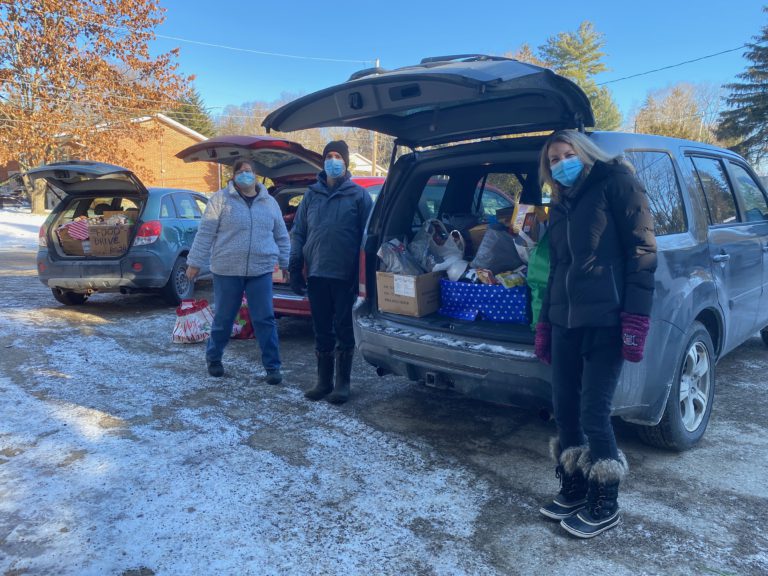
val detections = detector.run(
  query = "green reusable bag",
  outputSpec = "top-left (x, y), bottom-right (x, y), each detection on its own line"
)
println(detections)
top-left (526, 228), bottom-right (550, 330)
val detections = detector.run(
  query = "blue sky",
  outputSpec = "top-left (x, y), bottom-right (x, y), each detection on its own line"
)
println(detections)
top-left (153, 0), bottom-right (766, 125)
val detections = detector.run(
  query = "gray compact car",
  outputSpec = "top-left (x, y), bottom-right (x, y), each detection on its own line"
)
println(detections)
top-left (263, 55), bottom-right (768, 450)
top-left (33, 161), bottom-right (208, 306)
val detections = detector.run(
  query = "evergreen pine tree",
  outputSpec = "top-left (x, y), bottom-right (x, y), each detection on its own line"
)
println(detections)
top-left (537, 22), bottom-right (622, 130)
top-left (167, 89), bottom-right (216, 137)
top-left (716, 7), bottom-right (768, 163)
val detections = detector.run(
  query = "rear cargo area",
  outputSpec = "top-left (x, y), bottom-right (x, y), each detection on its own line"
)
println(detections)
top-left (51, 195), bottom-right (142, 258)
top-left (372, 144), bottom-right (547, 344)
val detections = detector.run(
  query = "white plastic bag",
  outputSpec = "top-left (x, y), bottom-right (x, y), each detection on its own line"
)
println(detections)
top-left (172, 299), bottom-right (214, 343)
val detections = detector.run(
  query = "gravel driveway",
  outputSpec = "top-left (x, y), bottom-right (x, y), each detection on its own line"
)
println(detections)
top-left (1, 248), bottom-right (766, 576)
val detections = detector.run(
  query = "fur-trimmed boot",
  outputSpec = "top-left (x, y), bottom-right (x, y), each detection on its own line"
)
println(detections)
top-left (304, 351), bottom-right (334, 401)
top-left (327, 348), bottom-right (354, 404)
top-left (560, 451), bottom-right (628, 538)
top-left (540, 438), bottom-right (589, 520)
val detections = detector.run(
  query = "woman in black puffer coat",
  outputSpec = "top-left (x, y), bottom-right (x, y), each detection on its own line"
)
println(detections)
top-left (535, 130), bottom-right (656, 538)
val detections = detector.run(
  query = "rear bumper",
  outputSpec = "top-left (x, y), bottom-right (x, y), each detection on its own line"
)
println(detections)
top-left (273, 289), bottom-right (311, 318)
top-left (37, 250), bottom-right (170, 292)
top-left (354, 314), bottom-right (553, 409)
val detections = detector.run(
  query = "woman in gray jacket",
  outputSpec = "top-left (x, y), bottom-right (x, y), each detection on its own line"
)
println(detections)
top-left (186, 159), bottom-right (290, 383)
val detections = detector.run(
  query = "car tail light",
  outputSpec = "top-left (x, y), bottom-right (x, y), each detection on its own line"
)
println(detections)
top-left (358, 249), bottom-right (367, 299)
top-left (134, 220), bottom-right (162, 245)
top-left (38, 225), bottom-right (48, 247)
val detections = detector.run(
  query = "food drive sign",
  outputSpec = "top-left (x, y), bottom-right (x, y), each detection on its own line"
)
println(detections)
top-left (89, 224), bottom-right (131, 256)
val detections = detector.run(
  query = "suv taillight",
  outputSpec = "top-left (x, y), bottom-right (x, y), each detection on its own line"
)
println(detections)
top-left (38, 225), bottom-right (47, 247)
top-left (134, 220), bottom-right (162, 245)
top-left (358, 249), bottom-right (367, 299)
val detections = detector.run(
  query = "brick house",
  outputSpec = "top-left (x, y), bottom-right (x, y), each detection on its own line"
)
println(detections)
top-left (107, 114), bottom-right (220, 193)
top-left (1, 114), bottom-right (220, 207)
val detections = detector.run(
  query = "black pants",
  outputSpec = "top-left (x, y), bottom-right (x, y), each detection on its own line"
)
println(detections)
top-left (550, 324), bottom-right (624, 461)
top-left (307, 276), bottom-right (356, 354)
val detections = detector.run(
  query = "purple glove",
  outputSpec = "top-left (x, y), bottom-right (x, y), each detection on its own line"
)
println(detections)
top-left (534, 322), bottom-right (552, 365)
top-left (621, 312), bottom-right (650, 363)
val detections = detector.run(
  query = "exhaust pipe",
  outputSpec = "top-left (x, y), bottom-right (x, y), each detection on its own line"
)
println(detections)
top-left (375, 366), bottom-right (391, 377)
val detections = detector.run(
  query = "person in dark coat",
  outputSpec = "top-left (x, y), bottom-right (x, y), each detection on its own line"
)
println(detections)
top-left (289, 140), bottom-right (373, 404)
top-left (534, 130), bottom-right (657, 538)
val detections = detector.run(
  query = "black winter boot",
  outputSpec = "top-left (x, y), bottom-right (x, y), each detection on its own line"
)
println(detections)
top-left (540, 438), bottom-right (589, 520)
top-left (304, 351), bottom-right (334, 401)
top-left (327, 348), bottom-right (354, 404)
top-left (560, 451), bottom-right (628, 538)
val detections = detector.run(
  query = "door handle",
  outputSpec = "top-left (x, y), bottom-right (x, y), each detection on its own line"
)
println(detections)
top-left (712, 253), bottom-right (730, 263)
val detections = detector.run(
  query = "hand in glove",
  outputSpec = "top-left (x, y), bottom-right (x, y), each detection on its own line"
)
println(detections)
top-left (620, 312), bottom-right (650, 363)
top-left (534, 322), bottom-right (552, 365)
top-left (288, 262), bottom-right (306, 296)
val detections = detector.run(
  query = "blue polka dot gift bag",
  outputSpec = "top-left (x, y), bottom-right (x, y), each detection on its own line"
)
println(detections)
top-left (438, 279), bottom-right (530, 324)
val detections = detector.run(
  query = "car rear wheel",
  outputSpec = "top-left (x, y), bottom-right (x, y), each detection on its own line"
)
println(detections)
top-left (638, 321), bottom-right (715, 451)
top-left (51, 288), bottom-right (89, 306)
top-left (161, 256), bottom-right (193, 305)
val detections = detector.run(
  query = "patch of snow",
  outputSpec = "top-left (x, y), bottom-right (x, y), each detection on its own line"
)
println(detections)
top-left (0, 207), bottom-right (47, 250)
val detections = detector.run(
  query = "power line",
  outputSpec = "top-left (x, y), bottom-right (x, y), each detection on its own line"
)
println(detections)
top-left (54, 11), bottom-right (374, 65)
top-left (598, 43), bottom-right (759, 86)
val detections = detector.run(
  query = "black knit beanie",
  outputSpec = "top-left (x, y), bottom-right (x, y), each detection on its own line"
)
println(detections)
top-left (322, 140), bottom-right (350, 168)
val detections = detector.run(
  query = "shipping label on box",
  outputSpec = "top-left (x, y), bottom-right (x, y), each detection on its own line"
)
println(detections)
top-left (89, 224), bottom-right (131, 256)
top-left (376, 271), bottom-right (443, 317)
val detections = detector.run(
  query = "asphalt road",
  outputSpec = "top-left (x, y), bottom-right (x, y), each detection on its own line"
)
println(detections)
top-left (1, 248), bottom-right (766, 576)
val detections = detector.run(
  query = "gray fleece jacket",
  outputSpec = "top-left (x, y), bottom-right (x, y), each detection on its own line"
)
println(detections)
top-left (187, 182), bottom-right (290, 277)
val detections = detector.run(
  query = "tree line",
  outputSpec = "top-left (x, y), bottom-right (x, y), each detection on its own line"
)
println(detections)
top-left (2, 1), bottom-right (767, 213)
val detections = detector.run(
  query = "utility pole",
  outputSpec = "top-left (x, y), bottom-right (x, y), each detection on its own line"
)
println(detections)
top-left (371, 58), bottom-right (380, 176)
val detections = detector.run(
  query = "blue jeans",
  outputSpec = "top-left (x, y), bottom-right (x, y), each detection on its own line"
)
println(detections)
top-left (206, 273), bottom-right (281, 372)
top-left (550, 324), bottom-right (624, 461)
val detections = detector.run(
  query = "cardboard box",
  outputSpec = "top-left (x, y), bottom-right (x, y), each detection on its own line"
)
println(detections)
top-left (89, 224), bottom-right (132, 256)
top-left (376, 271), bottom-right (444, 317)
top-left (102, 209), bottom-right (139, 222)
top-left (57, 226), bottom-right (85, 256)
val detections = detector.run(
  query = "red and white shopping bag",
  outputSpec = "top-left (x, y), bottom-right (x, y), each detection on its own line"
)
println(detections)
top-left (172, 299), bottom-right (214, 343)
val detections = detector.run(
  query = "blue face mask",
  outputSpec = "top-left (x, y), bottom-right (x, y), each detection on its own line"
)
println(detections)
top-left (234, 171), bottom-right (256, 188)
top-left (551, 157), bottom-right (584, 187)
top-left (324, 158), bottom-right (345, 179)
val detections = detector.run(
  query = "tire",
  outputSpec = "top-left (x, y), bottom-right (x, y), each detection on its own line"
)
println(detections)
top-left (761, 327), bottom-right (768, 347)
top-left (638, 321), bottom-right (716, 451)
top-left (51, 288), bottom-right (89, 306)
top-left (161, 256), bottom-right (194, 305)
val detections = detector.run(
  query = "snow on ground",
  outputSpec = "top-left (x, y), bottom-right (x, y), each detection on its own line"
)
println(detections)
top-left (0, 207), bottom-right (46, 250)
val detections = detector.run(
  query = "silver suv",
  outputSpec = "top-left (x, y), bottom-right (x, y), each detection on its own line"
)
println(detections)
top-left (264, 55), bottom-right (768, 450)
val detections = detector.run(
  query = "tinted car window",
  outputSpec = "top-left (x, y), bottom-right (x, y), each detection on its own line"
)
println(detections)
top-left (625, 150), bottom-right (687, 235)
top-left (690, 156), bottom-right (738, 225)
top-left (173, 194), bottom-right (201, 219)
top-left (415, 178), bottom-right (449, 223)
top-left (160, 196), bottom-right (176, 219)
top-left (729, 162), bottom-right (768, 222)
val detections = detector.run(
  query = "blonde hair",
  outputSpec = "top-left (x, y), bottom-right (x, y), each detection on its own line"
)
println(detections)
top-left (538, 130), bottom-right (632, 196)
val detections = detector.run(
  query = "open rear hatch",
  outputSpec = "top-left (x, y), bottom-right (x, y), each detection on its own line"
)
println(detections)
top-left (28, 161), bottom-right (148, 259)
top-left (262, 55), bottom-right (594, 147)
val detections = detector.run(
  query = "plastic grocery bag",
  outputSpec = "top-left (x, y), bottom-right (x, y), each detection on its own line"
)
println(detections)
top-left (172, 299), bottom-right (214, 343)
top-left (377, 239), bottom-right (425, 275)
top-left (231, 294), bottom-right (254, 339)
top-left (470, 226), bottom-right (524, 274)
